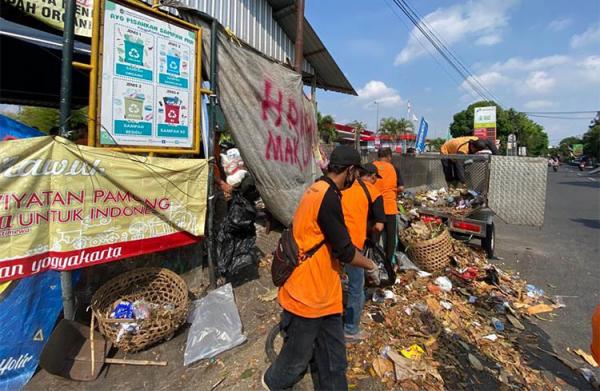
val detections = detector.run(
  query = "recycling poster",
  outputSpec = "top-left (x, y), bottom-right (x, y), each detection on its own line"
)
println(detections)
top-left (99, 0), bottom-right (198, 149)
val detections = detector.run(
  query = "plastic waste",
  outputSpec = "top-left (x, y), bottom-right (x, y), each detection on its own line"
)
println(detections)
top-left (184, 283), bottom-right (246, 366)
top-left (434, 276), bottom-right (453, 292)
top-left (111, 301), bottom-right (134, 319)
top-left (491, 317), bottom-right (505, 332)
top-left (396, 251), bottom-right (419, 271)
top-left (483, 334), bottom-right (498, 342)
top-left (440, 301), bottom-right (453, 310)
top-left (552, 295), bottom-right (566, 308)
top-left (372, 289), bottom-right (396, 303)
top-left (132, 299), bottom-right (152, 320)
top-left (526, 284), bottom-right (545, 299)
top-left (468, 295), bottom-right (478, 304)
top-left (400, 344), bottom-right (424, 360)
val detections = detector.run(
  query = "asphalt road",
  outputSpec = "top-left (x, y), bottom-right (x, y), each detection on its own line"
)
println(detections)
top-left (494, 165), bottom-right (599, 387)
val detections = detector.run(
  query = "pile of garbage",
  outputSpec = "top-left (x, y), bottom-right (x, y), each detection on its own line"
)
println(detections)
top-left (399, 187), bottom-right (485, 217)
top-left (399, 219), bottom-right (445, 242)
top-left (346, 240), bottom-right (576, 390)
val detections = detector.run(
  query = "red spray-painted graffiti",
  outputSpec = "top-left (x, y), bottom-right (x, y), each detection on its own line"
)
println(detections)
top-left (262, 80), bottom-right (316, 170)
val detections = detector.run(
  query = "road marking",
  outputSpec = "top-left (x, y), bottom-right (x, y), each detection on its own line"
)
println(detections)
top-left (588, 177), bottom-right (596, 182)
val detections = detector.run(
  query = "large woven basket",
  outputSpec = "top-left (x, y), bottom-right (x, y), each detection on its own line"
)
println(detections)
top-left (401, 229), bottom-right (452, 273)
top-left (91, 267), bottom-right (189, 352)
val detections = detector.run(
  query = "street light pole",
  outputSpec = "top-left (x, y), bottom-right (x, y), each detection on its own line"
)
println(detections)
top-left (374, 101), bottom-right (380, 132)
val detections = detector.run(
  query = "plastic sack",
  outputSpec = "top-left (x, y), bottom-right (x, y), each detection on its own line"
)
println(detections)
top-left (184, 283), bottom-right (246, 365)
top-left (221, 148), bottom-right (244, 176)
top-left (216, 193), bottom-right (258, 279)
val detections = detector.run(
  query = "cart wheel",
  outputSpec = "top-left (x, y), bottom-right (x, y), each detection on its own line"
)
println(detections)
top-left (265, 323), bottom-right (284, 363)
top-left (482, 223), bottom-right (495, 258)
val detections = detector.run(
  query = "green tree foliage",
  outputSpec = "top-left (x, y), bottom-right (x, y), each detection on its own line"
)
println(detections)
top-left (317, 112), bottom-right (337, 143)
top-left (557, 136), bottom-right (583, 159)
top-left (449, 101), bottom-right (549, 156)
top-left (378, 117), bottom-right (413, 138)
top-left (428, 137), bottom-right (446, 151)
top-left (347, 120), bottom-right (367, 132)
top-left (583, 113), bottom-right (600, 159)
top-left (16, 106), bottom-right (88, 134)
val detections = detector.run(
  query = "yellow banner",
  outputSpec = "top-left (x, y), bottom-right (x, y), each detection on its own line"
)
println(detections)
top-left (0, 136), bottom-right (207, 282)
top-left (5, 0), bottom-right (93, 37)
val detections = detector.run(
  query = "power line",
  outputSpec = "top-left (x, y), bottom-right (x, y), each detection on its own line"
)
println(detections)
top-left (396, 0), bottom-right (504, 106)
top-left (390, 0), bottom-right (499, 104)
top-left (382, 0), bottom-right (469, 97)
top-left (523, 111), bottom-right (599, 115)
top-left (525, 114), bottom-right (594, 120)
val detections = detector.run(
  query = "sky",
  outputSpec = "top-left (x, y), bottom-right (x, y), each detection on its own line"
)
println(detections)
top-left (305, 0), bottom-right (600, 145)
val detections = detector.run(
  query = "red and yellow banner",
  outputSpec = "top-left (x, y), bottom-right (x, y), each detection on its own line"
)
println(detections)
top-left (0, 136), bottom-right (207, 283)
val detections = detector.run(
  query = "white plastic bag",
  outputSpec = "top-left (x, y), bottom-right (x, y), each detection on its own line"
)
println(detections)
top-left (184, 283), bottom-right (246, 366)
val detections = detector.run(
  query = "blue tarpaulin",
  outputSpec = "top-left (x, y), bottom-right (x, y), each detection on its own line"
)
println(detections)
top-left (0, 273), bottom-right (64, 391)
top-left (0, 114), bottom-right (44, 140)
top-left (0, 119), bottom-right (64, 391)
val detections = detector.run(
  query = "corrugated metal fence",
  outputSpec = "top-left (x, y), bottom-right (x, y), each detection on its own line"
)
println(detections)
top-left (179, 0), bottom-right (314, 74)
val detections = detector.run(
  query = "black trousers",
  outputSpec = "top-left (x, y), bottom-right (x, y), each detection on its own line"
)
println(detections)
top-left (382, 214), bottom-right (397, 281)
top-left (442, 158), bottom-right (466, 184)
top-left (264, 311), bottom-right (348, 391)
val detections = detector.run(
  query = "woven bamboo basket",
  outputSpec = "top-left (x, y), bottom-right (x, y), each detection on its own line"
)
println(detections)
top-left (401, 229), bottom-right (453, 273)
top-left (91, 267), bottom-right (189, 352)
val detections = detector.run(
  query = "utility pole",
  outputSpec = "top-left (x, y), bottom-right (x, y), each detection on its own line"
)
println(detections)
top-left (58, 0), bottom-right (76, 320)
top-left (294, 0), bottom-right (305, 74)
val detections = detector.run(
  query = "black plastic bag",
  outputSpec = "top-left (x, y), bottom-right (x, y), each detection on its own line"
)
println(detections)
top-left (363, 241), bottom-right (395, 287)
top-left (216, 193), bottom-right (258, 282)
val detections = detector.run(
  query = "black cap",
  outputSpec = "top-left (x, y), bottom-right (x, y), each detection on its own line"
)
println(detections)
top-left (363, 162), bottom-right (382, 178)
top-left (329, 145), bottom-right (362, 168)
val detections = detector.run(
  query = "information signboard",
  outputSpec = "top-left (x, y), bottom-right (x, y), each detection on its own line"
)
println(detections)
top-left (474, 106), bottom-right (497, 141)
top-left (97, 0), bottom-right (201, 153)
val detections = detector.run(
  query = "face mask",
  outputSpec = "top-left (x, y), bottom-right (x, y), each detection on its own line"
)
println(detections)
top-left (343, 167), bottom-right (355, 189)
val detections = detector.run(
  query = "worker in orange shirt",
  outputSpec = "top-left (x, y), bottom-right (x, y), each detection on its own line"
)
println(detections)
top-left (440, 136), bottom-right (497, 187)
top-left (264, 146), bottom-right (380, 391)
top-left (373, 148), bottom-right (404, 280)
top-left (341, 163), bottom-right (385, 341)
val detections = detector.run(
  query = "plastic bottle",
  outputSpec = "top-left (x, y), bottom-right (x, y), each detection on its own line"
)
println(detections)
top-left (592, 304), bottom-right (600, 364)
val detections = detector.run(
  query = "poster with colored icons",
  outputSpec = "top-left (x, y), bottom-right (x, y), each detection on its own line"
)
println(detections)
top-left (99, 0), bottom-right (199, 150)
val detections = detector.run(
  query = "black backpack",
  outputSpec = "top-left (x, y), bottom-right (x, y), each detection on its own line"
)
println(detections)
top-left (271, 225), bottom-right (325, 287)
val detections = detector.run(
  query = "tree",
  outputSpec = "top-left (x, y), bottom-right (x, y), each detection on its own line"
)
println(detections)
top-left (583, 113), bottom-right (600, 159)
top-left (347, 120), bottom-right (367, 132)
top-left (449, 101), bottom-right (549, 156)
top-left (317, 112), bottom-right (337, 143)
top-left (16, 106), bottom-right (88, 134)
top-left (557, 136), bottom-right (583, 159)
top-left (397, 118), bottom-right (414, 135)
top-left (379, 117), bottom-right (398, 137)
top-left (428, 137), bottom-right (446, 152)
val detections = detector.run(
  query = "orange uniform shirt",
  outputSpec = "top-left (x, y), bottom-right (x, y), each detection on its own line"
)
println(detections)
top-left (373, 160), bottom-right (398, 215)
top-left (341, 180), bottom-right (382, 250)
top-left (440, 136), bottom-right (478, 155)
top-left (278, 179), bottom-right (354, 318)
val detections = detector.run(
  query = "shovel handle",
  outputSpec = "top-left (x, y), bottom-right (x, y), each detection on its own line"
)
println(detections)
top-left (104, 358), bottom-right (167, 366)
